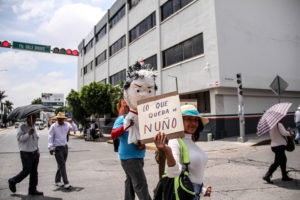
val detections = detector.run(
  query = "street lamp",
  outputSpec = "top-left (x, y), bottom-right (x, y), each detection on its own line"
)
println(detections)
top-left (168, 75), bottom-right (178, 91)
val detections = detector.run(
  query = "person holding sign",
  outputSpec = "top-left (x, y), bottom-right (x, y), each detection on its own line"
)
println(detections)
top-left (123, 61), bottom-right (157, 150)
top-left (154, 105), bottom-right (211, 199)
top-left (111, 61), bottom-right (156, 200)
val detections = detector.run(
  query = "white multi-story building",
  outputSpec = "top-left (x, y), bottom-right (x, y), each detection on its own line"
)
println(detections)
top-left (77, 0), bottom-right (300, 140)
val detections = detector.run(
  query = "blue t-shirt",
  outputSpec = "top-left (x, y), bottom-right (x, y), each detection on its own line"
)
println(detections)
top-left (113, 115), bottom-right (146, 159)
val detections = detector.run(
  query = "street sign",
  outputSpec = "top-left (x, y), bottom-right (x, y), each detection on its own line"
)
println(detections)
top-left (12, 41), bottom-right (51, 53)
top-left (270, 75), bottom-right (288, 96)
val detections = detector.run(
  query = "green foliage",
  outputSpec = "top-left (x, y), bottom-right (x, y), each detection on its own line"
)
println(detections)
top-left (31, 97), bottom-right (42, 104)
top-left (66, 89), bottom-right (88, 125)
top-left (55, 106), bottom-right (67, 115)
top-left (65, 81), bottom-right (123, 121)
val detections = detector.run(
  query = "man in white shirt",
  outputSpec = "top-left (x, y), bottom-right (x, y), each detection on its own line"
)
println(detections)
top-left (48, 112), bottom-right (72, 189)
top-left (8, 114), bottom-right (43, 196)
top-left (295, 105), bottom-right (300, 144)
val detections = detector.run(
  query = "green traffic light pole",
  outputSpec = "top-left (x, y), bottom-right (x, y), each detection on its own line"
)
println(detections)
top-left (237, 73), bottom-right (247, 143)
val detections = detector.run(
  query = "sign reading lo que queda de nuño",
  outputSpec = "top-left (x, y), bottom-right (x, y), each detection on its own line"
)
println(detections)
top-left (137, 91), bottom-right (184, 144)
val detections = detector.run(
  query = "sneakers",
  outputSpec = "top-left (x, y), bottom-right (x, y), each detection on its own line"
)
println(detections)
top-left (8, 179), bottom-right (16, 193)
top-left (64, 184), bottom-right (71, 189)
top-left (55, 182), bottom-right (63, 187)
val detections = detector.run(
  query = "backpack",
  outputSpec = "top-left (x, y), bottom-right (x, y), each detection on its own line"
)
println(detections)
top-left (153, 138), bottom-right (195, 200)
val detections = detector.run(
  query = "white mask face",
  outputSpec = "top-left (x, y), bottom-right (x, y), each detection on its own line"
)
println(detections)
top-left (124, 78), bottom-right (155, 111)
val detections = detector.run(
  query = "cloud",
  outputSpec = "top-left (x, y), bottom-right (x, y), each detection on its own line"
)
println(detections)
top-left (5, 70), bottom-right (76, 108)
top-left (0, 51), bottom-right (38, 71)
top-left (36, 3), bottom-right (106, 49)
top-left (12, 0), bottom-right (56, 21)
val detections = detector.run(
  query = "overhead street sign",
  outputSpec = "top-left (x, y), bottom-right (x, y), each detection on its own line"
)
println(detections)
top-left (270, 75), bottom-right (288, 96)
top-left (12, 41), bottom-right (51, 53)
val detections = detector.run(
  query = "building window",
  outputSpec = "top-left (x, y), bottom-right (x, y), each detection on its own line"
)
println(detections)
top-left (96, 25), bottom-right (107, 42)
top-left (110, 69), bottom-right (126, 86)
top-left (84, 39), bottom-right (94, 54)
top-left (129, 12), bottom-right (156, 43)
top-left (83, 61), bottom-right (93, 75)
top-left (162, 33), bottom-right (203, 68)
top-left (180, 91), bottom-right (210, 113)
top-left (144, 54), bottom-right (157, 70)
top-left (128, 0), bottom-right (141, 10)
top-left (161, 0), bottom-right (193, 21)
top-left (110, 5), bottom-right (125, 29)
top-left (95, 50), bottom-right (107, 66)
top-left (109, 35), bottom-right (126, 57)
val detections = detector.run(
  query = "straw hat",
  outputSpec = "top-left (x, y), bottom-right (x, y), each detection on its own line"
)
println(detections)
top-left (181, 104), bottom-right (209, 126)
top-left (56, 112), bottom-right (67, 119)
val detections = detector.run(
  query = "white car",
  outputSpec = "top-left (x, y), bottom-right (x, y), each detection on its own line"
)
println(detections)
top-left (35, 121), bottom-right (45, 130)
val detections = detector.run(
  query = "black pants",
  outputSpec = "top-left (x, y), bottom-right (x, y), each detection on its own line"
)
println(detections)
top-left (55, 146), bottom-right (69, 184)
top-left (266, 145), bottom-right (288, 177)
top-left (10, 151), bottom-right (39, 192)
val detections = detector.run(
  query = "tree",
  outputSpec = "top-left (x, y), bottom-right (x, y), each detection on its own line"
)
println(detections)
top-left (55, 106), bottom-right (67, 115)
top-left (4, 100), bottom-right (13, 113)
top-left (31, 97), bottom-right (42, 104)
top-left (79, 82), bottom-right (106, 116)
top-left (66, 89), bottom-right (88, 125)
top-left (0, 90), bottom-right (7, 102)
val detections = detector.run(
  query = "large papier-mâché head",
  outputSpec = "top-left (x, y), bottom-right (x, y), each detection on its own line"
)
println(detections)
top-left (123, 62), bottom-right (157, 111)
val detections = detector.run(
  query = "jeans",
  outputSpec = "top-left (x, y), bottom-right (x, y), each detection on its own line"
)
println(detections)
top-left (10, 151), bottom-right (39, 192)
top-left (192, 183), bottom-right (203, 200)
top-left (121, 158), bottom-right (151, 200)
top-left (55, 146), bottom-right (69, 184)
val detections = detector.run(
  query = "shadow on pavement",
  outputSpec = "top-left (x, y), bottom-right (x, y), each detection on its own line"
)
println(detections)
top-left (53, 186), bottom-right (84, 193)
top-left (11, 194), bottom-right (62, 200)
top-left (271, 178), bottom-right (300, 190)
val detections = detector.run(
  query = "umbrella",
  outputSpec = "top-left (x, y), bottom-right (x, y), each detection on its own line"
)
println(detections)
top-left (7, 104), bottom-right (53, 120)
top-left (257, 102), bottom-right (292, 136)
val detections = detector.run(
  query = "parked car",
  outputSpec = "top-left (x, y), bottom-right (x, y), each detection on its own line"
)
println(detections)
top-left (15, 122), bottom-right (22, 128)
top-left (35, 121), bottom-right (45, 130)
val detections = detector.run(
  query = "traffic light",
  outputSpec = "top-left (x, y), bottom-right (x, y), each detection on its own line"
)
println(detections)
top-left (236, 73), bottom-right (243, 95)
top-left (52, 47), bottom-right (79, 56)
top-left (0, 41), bottom-right (11, 48)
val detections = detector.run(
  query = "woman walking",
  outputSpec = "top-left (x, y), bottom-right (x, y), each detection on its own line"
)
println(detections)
top-left (263, 120), bottom-right (293, 183)
top-left (154, 105), bottom-right (211, 199)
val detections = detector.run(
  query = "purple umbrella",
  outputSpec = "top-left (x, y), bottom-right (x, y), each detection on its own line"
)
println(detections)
top-left (257, 102), bottom-right (292, 136)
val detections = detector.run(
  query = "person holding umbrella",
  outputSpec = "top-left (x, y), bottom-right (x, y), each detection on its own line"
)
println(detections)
top-left (8, 114), bottom-right (43, 196)
top-left (48, 112), bottom-right (72, 189)
top-left (257, 102), bottom-right (294, 184)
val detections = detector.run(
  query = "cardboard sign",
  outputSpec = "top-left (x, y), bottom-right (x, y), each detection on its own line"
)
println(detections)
top-left (137, 91), bottom-right (184, 143)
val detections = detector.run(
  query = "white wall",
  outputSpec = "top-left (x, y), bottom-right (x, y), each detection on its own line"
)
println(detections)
top-left (215, 0), bottom-right (300, 91)
top-left (160, 0), bottom-right (220, 93)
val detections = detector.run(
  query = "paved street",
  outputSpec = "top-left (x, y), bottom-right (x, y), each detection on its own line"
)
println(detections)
top-left (0, 127), bottom-right (299, 200)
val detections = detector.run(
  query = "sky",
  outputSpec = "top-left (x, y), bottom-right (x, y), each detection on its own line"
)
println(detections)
top-left (0, 0), bottom-right (115, 108)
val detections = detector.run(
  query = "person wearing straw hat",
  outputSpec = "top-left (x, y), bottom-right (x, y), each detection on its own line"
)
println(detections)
top-left (294, 105), bottom-right (300, 144)
top-left (8, 114), bottom-right (43, 196)
top-left (154, 105), bottom-right (211, 199)
top-left (48, 112), bottom-right (72, 189)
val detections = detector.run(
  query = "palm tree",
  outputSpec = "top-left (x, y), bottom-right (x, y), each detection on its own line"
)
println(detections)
top-left (0, 90), bottom-right (7, 114)
top-left (4, 100), bottom-right (13, 113)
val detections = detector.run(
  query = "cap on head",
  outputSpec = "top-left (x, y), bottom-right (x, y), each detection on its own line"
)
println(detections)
top-left (181, 104), bottom-right (209, 125)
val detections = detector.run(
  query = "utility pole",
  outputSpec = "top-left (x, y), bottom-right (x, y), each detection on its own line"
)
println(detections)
top-left (236, 73), bottom-right (246, 142)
